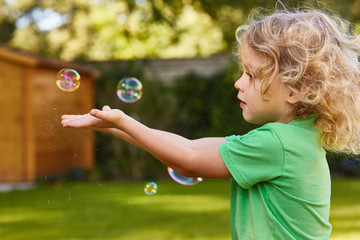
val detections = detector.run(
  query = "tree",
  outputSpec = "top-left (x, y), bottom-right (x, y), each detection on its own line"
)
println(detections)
top-left (3, 0), bottom-right (359, 61)
top-left (3, 0), bottom-right (226, 60)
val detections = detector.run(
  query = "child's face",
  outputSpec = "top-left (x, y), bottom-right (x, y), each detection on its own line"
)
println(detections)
top-left (235, 44), bottom-right (294, 124)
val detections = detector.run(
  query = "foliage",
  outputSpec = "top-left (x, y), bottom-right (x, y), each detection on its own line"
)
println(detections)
top-left (0, 179), bottom-right (360, 239)
top-left (3, 0), bottom-right (227, 60)
top-left (2, 0), bottom-right (360, 60)
top-left (170, 70), bottom-right (257, 138)
top-left (327, 153), bottom-right (360, 178)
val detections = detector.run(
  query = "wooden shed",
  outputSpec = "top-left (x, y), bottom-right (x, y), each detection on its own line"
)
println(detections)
top-left (0, 45), bottom-right (96, 183)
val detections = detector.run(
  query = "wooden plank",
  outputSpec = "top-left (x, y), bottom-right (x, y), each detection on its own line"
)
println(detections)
top-left (0, 46), bottom-right (37, 67)
top-left (23, 67), bottom-right (35, 182)
top-left (0, 60), bottom-right (25, 182)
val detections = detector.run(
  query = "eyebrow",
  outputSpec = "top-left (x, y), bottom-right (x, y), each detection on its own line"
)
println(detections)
top-left (242, 62), bottom-right (256, 74)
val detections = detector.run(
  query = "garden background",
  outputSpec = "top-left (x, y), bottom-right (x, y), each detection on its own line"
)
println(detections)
top-left (0, 0), bottom-right (360, 239)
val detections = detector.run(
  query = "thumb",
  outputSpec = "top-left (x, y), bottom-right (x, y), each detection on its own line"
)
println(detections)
top-left (89, 109), bottom-right (115, 123)
top-left (102, 105), bottom-right (111, 111)
top-left (89, 109), bottom-right (103, 119)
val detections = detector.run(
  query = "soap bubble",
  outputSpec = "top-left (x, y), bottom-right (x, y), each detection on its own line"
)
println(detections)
top-left (56, 68), bottom-right (80, 92)
top-left (167, 167), bottom-right (203, 186)
top-left (116, 77), bottom-right (143, 103)
top-left (144, 182), bottom-right (157, 195)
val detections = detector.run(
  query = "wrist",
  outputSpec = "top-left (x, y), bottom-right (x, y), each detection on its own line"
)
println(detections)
top-left (114, 112), bottom-right (131, 130)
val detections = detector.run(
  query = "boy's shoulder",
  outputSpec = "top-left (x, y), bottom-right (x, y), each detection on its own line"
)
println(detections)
top-left (227, 115), bottom-right (319, 146)
top-left (261, 115), bottom-right (318, 135)
top-left (259, 115), bottom-right (322, 152)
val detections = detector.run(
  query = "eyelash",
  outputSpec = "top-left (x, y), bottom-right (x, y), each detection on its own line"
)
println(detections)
top-left (246, 72), bottom-right (254, 79)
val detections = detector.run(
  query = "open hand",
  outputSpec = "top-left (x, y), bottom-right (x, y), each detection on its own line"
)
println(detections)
top-left (62, 105), bottom-right (125, 129)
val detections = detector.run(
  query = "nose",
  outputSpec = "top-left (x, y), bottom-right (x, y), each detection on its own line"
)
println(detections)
top-left (234, 74), bottom-right (245, 92)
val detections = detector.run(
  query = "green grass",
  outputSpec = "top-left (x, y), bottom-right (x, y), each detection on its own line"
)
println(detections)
top-left (329, 179), bottom-right (360, 240)
top-left (0, 179), bottom-right (359, 240)
top-left (0, 180), bottom-right (231, 240)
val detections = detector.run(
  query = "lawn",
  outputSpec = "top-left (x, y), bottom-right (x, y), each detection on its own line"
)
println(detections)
top-left (0, 178), bottom-right (359, 240)
top-left (329, 179), bottom-right (360, 240)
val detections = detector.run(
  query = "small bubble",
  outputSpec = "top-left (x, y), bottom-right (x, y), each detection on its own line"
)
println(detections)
top-left (56, 68), bottom-right (80, 92)
top-left (116, 77), bottom-right (143, 103)
top-left (168, 167), bottom-right (202, 185)
top-left (144, 182), bottom-right (157, 195)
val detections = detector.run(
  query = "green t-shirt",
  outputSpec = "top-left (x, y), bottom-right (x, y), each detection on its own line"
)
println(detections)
top-left (219, 115), bottom-right (332, 240)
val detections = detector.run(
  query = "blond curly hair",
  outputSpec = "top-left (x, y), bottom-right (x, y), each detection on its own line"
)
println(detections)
top-left (236, 8), bottom-right (360, 154)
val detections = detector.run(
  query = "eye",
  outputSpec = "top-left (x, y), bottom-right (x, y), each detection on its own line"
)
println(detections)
top-left (246, 72), bottom-right (253, 79)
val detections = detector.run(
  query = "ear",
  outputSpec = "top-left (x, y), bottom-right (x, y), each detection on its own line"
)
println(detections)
top-left (286, 89), bottom-right (300, 104)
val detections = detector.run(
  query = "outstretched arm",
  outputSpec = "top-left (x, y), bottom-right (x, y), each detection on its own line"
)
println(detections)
top-left (62, 106), bottom-right (226, 150)
top-left (110, 128), bottom-right (226, 152)
top-left (62, 106), bottom-right (230, 178)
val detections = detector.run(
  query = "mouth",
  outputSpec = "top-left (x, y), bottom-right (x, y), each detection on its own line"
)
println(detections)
top-left (237, 95), bottom-right (246, 108)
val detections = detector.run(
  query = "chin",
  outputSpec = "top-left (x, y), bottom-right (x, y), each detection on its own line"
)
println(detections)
top-left (243, 115), bottom-right (266, 125)
top-left (242, 114), bottom-right (255, 124)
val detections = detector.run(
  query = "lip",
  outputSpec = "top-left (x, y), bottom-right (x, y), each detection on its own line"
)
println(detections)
top-left (237, 95), bottom-right (246, 108)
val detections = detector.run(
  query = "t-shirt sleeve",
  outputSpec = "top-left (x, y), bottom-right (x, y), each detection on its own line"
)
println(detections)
top-left (219, 126), bottom-right (285, 189)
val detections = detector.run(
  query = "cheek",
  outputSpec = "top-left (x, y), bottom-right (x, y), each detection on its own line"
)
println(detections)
top-left (250, 85), bottom-right (263, 101)
top-left (253, 79), bottom-right (261, 90)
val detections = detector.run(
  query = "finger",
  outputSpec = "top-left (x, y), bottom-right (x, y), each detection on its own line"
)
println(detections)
top-left (89, 109), bottom-right (102, 118)
top-left (62, 118), bottom-right (74, 127)
top-left (102, 105), bottom-right (111, 111)
top-left (61, 115), bottom-right (78, 125)
top-left (62, 116), bottom-right (80, 127)
top-left (61, 114), bottom-right (89, 121)
top-left (61, 113), bottom-right (95, 127)
top-left (62, 118), bottom-right (73, 125)
top-left (89, 109), bottom-right (114, 123)
top-left (61, 114), bottom-right (75, 120)
top-left (62, 116), bottom-right (83, 124)
top-left (62, 117), bottom-right (96, 128)
top-left (62, 114), bottom-right (87, 119)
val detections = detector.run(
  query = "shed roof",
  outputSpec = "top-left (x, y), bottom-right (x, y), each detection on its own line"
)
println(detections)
top-left (0, 45), bottom-right (99, 77)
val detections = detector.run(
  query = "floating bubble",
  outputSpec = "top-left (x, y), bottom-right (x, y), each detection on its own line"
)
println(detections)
top-left (56, 68), bottom-right (80, 92)
top-left (116, 77), bottom-right (143, 103)
top-left (144, 182), bottom-right (157, 195)
top-left (167, 167), bottom-right (203, 186)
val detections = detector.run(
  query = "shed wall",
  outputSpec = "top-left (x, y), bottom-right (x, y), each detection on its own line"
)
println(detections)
top-left (33, 67), bottom-right (94, 176)
top-left (0, 60), bottom-right (26, 182)
top-left (0, 46), bottom-right (95, 182)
